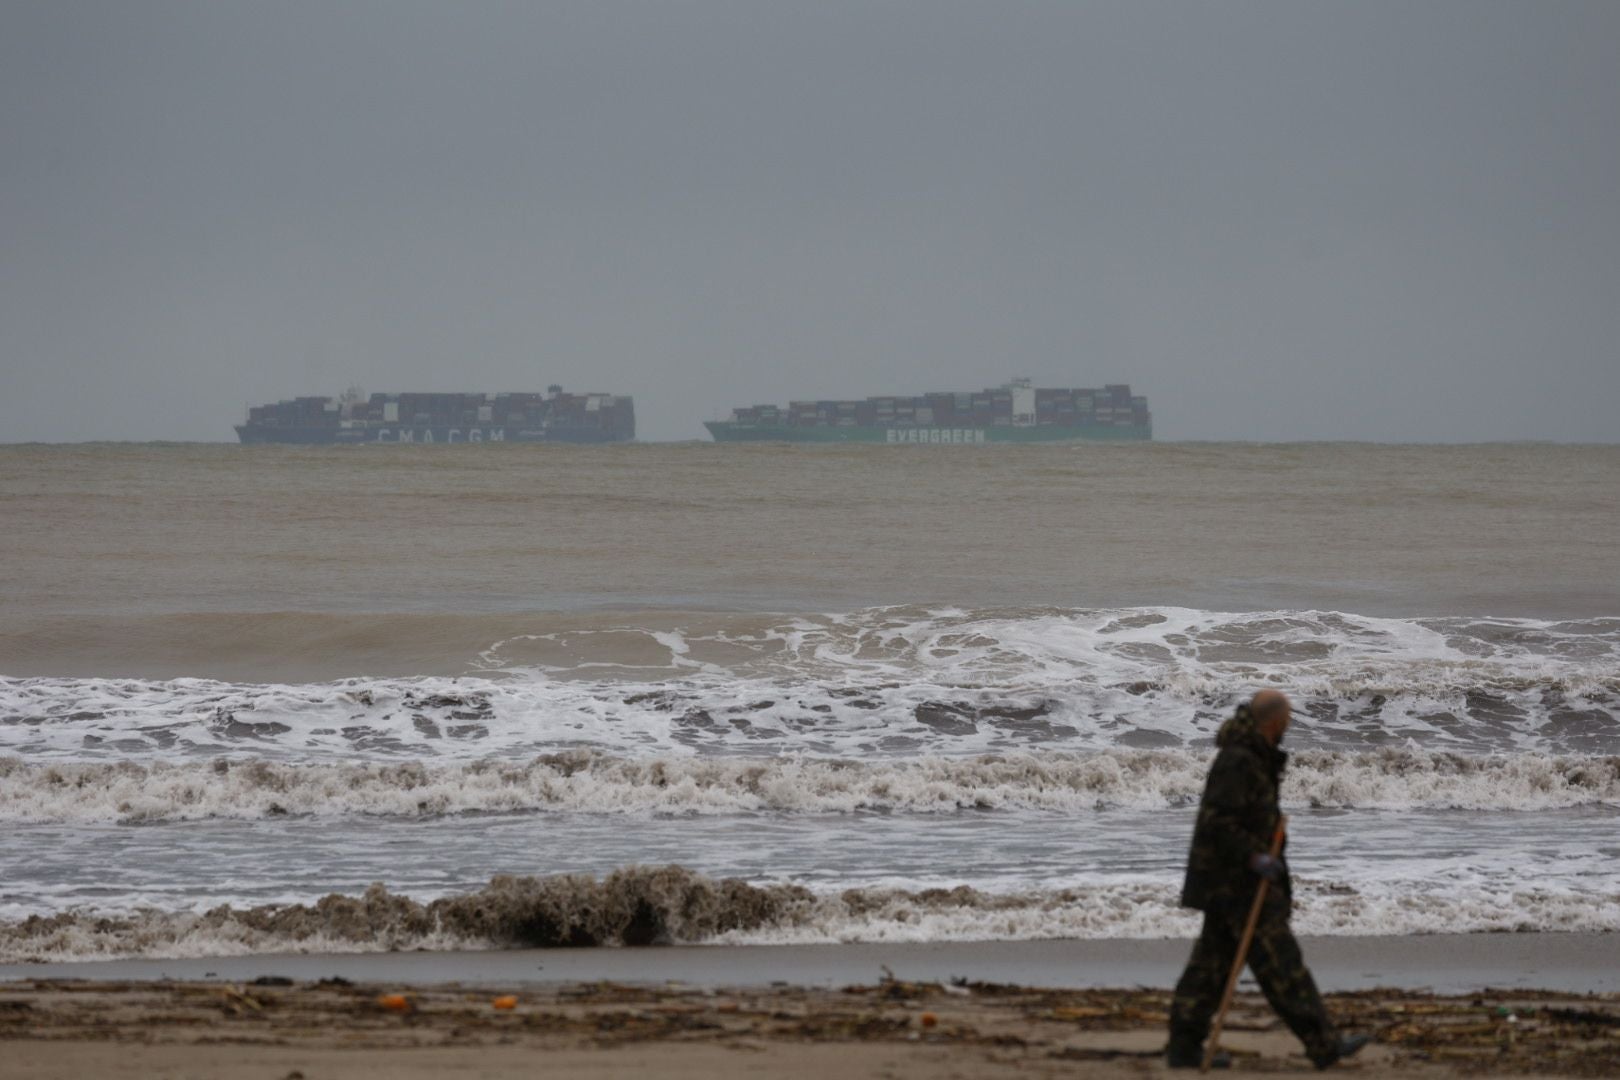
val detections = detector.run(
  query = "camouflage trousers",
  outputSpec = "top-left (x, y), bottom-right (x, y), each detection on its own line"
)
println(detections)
top-left (1169, 902), bottom-right (1338, 1059)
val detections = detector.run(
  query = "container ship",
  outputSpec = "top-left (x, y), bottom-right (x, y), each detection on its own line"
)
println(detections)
top-left (704, 379), bottom-right (1150, 443)
top-left (236, 386), bottom-right (635, 444)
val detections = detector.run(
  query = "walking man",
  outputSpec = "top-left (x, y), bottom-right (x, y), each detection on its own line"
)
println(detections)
top-left (1167, 690), bottom-right (1369, 1069)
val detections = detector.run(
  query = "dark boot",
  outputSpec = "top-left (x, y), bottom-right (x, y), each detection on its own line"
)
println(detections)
top-left (1166, 1042), bottom-right (1231, 1069)
top-left (1310, 1033), bottom-right (1371, 1069)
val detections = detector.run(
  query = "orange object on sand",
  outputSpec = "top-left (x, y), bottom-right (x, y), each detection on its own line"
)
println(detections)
top-left (920, 1012), bottom-right (938, 1028)
top-left (377, 993), bottom-right (412, 1012)
top-left (492, 995), bottom-right (518, 1010)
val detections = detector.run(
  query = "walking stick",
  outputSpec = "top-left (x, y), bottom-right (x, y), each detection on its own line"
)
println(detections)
top-left (1202, 815), bottom-right (1288, 1073)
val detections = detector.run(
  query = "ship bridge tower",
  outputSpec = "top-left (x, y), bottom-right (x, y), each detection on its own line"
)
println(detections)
top-left (1007, 377), bottom-right (1036, 426)
top-left (339, 384), bottom-right (364, 418)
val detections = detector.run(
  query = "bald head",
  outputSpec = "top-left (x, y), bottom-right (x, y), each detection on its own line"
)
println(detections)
top-left (1250, 690), bottom-right (1292, 746)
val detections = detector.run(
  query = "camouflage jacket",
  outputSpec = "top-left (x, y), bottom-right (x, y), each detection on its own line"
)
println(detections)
top-left (1179, 705), bottom-right (1291, 912)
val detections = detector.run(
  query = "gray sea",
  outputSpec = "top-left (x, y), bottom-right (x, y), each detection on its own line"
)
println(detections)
top-left (1, 441), bottom-right (1617, 960)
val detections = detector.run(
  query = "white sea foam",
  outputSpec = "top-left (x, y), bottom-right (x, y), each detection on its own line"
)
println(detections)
top-left (1, 749), bottom-right (1616, 824)
top-left (3, 869), bottom-right (1616, 963)
top-left (717, 880), bottom-right (1620, 946)
top-left (4, 608), bottom-right (1616, 762)
top-left (3, 607), bottom-right (1616, 963)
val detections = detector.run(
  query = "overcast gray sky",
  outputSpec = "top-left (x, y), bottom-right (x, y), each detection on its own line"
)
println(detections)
top-left (2, 1), bottom-right (1616, 442)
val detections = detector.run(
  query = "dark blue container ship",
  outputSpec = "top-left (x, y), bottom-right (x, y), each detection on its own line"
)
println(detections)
top-left (236, 385), bottom-right (635, 444)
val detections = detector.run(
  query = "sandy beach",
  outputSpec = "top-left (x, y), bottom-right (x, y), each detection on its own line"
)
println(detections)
top-left (4, 972), bottom-right (1618, 1078)
top-left (4, 936), bottom-right (1619, 1077)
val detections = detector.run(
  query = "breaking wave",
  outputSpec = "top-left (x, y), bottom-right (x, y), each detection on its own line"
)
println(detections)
top-left (5, 865), bottom-right (1616, 964)
top-left (4, 607), bottom-right (1619, 761)
top-left (5, 606), bottom-right (1617, 963)
top-left (1, 749), bottom-right (1616, 824)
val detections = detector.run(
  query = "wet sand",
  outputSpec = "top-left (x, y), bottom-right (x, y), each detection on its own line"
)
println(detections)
top-left (3, 973), bottom-right (1618, 1078)
top-left (4, 933), bottom-right (1617, 994)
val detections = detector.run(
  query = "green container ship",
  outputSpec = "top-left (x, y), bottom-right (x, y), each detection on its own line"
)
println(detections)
top-left (704, 379), bottom-right (1150, 443)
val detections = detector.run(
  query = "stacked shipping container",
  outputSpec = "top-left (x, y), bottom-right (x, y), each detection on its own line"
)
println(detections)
top-left (237, 387), bottom-right (635, 444)
top-left (713, 380), bottom-right (1150, 436)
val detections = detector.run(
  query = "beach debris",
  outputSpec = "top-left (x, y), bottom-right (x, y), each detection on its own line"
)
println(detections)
top-left (1047, 1046), bottom-right (1166, 1062)
top-left (492, 995), bottom-right (518, 1010)
top-left (873, 966), bottom-right (936, 1000)
top-left (214, 985), bottom-right (272, 1016)
top-left (948, 977), bottom-right (1024, 994)
top-left (4, 977), bottom-right (1618, 1075)
top-left (1545, 1005), bottom-right (1620, 1028)
top-left (1050, 1005), bottom-right (1112, 1021)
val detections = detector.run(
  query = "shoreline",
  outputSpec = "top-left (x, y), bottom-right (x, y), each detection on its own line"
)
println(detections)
top-left (4, 932), bottom-right (1616, 995)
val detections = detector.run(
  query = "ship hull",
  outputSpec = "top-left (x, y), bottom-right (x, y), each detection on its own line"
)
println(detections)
top-left (703, 421), bottom-right (1150, 443)
top-left (235, 425), bottom-right (629, 445)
